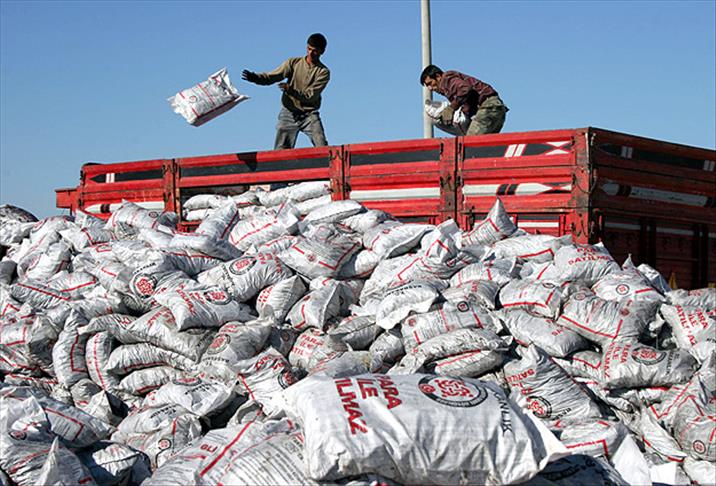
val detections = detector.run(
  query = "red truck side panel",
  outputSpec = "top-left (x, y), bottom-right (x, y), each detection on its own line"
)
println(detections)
top-left (55, 128), bottom-right (715, 288)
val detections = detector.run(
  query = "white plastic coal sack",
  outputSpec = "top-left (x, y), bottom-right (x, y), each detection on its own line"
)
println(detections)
top-left (168, 68), bottom-right (249, 126)
top-left (285, 373), bottom-right (567, 485)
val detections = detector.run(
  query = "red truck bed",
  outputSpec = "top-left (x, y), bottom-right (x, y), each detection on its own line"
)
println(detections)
top-left (56, 127), bottom-right (716, 289)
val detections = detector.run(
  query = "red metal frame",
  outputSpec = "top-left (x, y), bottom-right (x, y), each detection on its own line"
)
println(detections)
top-left (343, 137), bottom-right (447, 223)
top-left (55, 127), bottom-right (716, 287)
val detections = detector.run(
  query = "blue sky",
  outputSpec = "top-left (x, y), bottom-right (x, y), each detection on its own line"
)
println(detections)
top-left (1, 0), bottom-right (714, 217)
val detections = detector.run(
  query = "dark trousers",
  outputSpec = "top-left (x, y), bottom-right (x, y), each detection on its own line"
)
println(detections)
top-left (274, 107), bottom-right (328, 150)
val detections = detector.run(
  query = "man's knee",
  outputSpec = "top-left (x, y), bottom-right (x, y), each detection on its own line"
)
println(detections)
top-left (306, 114), bottom-right (328, 146)
top-left (468, 110), bottom-right (506, 135)
top-left (274, 129), bottom-right (298, 150)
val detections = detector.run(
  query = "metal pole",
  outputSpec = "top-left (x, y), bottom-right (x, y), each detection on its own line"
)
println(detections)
top-left (421, 0), bottom-right (434, 138)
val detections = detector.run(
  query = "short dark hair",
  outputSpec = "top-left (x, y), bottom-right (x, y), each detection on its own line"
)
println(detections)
top-left (420, 65), bottom-right (443, 85)
top-left (307, 33), bottom-right (327, 51)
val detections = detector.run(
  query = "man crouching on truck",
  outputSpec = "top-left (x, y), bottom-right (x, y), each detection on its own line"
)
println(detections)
top-left (242, 33), bottom-right (330, 150)
top-left (420, 65), bottom-right (508, 135)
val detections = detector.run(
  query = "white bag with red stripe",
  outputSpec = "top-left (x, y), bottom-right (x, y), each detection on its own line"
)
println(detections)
top-left (375, 281), bottom-right (440, 330)
top-left (197, 252), bottom-right (293, 302)
top-left (288, 327), bottom-right (337, 370)
top-left (118, 366), bottom-right (181, 396)
top-left (228, 203), bottom-right (299, 251)
top-left (363, 222), bottom-right (433, 259)
top-left (284, 373), bottom-right (567, 484)
top-left (460, 198), bottom-right (517, 248)
top-left (288, 180), bottom-right (332, 203)
top-left (82, 308), bottom-right (213, 362)
top-left (52, 310), bottom-right (90, 388)
top-left (401, 300), bottom-right (500, 353)
top-left (10, 279), bottom-right (73, 309)
top-left (659, 304), bottom-right (716, 362)
top-left (117, 410), bottom-right (203, 469)
top-left (504, 345), bottom-right (604, 422)
top-left (667, 288), bottom-right (716, 309)
top-left (105, 200), bottom-right (178, 232)
top-left (154, 285), bottom-right (254, 331)
top-left (428, 348), bottom-right (505, 378)
top-left (499, 280), bottom-right (562, 319)
top-left (169, 233), bottom-right (242, 261)
top-left (37, 437), bottom-right (98, 486)
top-left (60, 226), bottom-right (116, 251)
top-left (183, 194), bottom-right (229, 211)
top-left (342, 209), bottom-right (394, 234)
top-left (647, 352), bottom-right (716, 461)
top-left (441, 279), bottom-right (500, 310)
top-left (198, 320), bottom-right (272, 383)
top-left (558, 289), bottom-right (659, 347)
top-left (592, 263), bottom-right (664, 304)
top-left (499, 309), bottom-right (589, 358)
top-left (194, 200), bottom-right (239, 240)
top-left (234, 348), bottom-right (299, 417)
top-left (46, 270), bottom-right (98, 300)
top-left (302, 199), bottom-right (364, 226)
top-left (106, 342), bottom-right (196, 375)
top-left (450, 257), bottom-right (520, 288)
top-left (392, 327), bottom-right (508, 375)
top-left (279, 224), bottom-right (361, 279)
top-left (600, 340), bottom-right (696, 389)
top-left (548, 243), bottom-right (620, 285)
top-left (143, 376), bottom-right (235, 418)
top-left (168, 67), bottom-right (249, 126)
top-left (339, 249), bottom-right (382, 279)
top-left (0, 315), bottom-right (57, 373)
top-left (287, 281), bottom-right (342, 331)
top-left (85, 331), bottom-right (120, 391)
top-left (491, 234), bottom-right (571, 264)
top-left (145, 419), bottom-right (295, 486)
top-left (255, 275), bottom-right (307, 322)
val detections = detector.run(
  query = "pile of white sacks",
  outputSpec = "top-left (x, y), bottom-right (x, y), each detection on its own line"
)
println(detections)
top-left (0, 182), bottom-right (714, 486)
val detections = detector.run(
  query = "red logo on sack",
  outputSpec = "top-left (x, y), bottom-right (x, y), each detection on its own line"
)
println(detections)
top-left (204, 290), bottom-right (229, 304)
top-left (418, 376), bottom-right (487, 408)
top-left (229, 258), bottom-right (255, 275)
top-left (173, 376), bottom-right (200, 386)
top-left (615, 284), bottom-right (630, 295)
top-left (278, 370), bottom-right (297, 389)
top-left (9, 430), bottom-right (26, 440)
top-left (307, 253), bottom-right (316, 262)
top-left (207, 334), bottom-right (230, 354)
top-left (692, 440), bottom-right (706, 454)
top-left (631, 347), bottom-right (666, 365)
top-left (133, 275), bottom-right (157, 297)
top-left (158, 438), bottom-right (172, 450)
top-left (526, 396), bottom-right (553, 418)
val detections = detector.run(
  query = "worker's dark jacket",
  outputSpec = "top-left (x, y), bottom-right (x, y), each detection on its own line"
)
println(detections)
top-left (438, 71), bottom-right (499, 117)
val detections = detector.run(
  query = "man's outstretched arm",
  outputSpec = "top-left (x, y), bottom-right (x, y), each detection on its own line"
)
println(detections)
top-left (242, 59), bottom-right (291, 85)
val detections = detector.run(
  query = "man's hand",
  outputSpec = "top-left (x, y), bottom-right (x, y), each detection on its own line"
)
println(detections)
top-left (440, 106), bottom-right (455, 125)
top-left (278, 82), bottom-right (288, 92)
top-left (241, 70), bottom-right (258, 83)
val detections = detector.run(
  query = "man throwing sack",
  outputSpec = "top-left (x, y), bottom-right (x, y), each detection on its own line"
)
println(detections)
top-left (421, 65), bottom-right (508, 135)
top-left (242, 33), bottom-right (330, 150)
